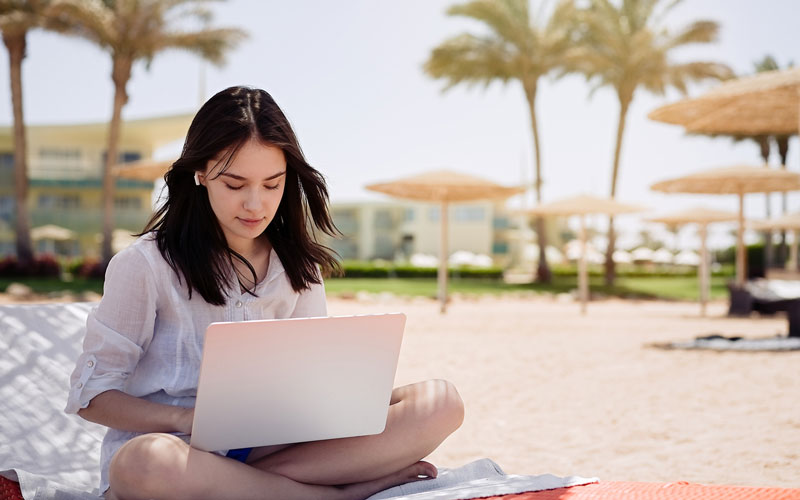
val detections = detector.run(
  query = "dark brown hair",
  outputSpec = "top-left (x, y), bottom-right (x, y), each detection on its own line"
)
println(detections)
top-left (141, 86), bottom-right (340, 305)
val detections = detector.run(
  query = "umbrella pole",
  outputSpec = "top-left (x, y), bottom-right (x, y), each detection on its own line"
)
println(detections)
top-left (699, 224), bottom-right (709, 317)
top-left (736, 191), bottom-right (745, 286)
top-left (579, 215), bottom-right (588, 314)
top-left (438, 201), bottom-right (449, 313)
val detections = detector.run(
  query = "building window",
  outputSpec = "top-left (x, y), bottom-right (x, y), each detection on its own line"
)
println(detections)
top-left (0, 152), bottom-right (13, 171)
top-left (404, 208), bottom-right (415, 222)
top-left (492, 241), bottom-right (509, 254)
top-left (374, 209), bottom-right (393, 229)
top-left (332, 209), bottom-right (358, 234)
top-left (453, 206), bottom-right (485, 222)
top-left (0, 196), bottom-right (13, 223)
top-left (493, 216), bottom-right (510, 229)
top-left (38, 194), bottom-right (80, 209)
top-left (114, 196), bottom-right (143, 210)
top-left (39, 148), bottom-right (81, 164)
top-left (428, 207), bottom-right (440, 222)
top-left (101, 150), bottom-right (142, 165)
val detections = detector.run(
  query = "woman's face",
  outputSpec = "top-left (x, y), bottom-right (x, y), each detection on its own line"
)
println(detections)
top-left (199, 139), bottom-right (287, 252)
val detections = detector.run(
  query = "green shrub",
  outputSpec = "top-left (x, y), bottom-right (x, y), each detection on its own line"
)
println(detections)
top-left (338, 261), bottom-right (503, 280)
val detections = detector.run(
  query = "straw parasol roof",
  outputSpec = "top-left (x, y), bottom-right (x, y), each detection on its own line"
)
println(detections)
top-left (366, 170), bottom-right (523, 313)
top-left (749, 212), bottom-right (800, 231)
top-left (524, 194), bottom-right (647, 314)
top-left (648, 67), bottom-right (800, 136)
top-left (524, 194), bottom-right (645, 216)
top-left (650, 165), bottom-right (800, 194)
top-left (365, 170), bottom-right (523, 203)
top-left (647, 206), bottom-right (739, 226)
top-left (647, 206), bottom-right (738, 316)
top-left (31, 224), bottom-right (76, 241)
top-left (112, 158), bottom-right (175, 181)
top-left (651, 166), bottom-right (800, 286)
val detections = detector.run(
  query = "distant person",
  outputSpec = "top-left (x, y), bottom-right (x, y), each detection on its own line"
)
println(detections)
top-left (65, 86), bottom-right (464, 500)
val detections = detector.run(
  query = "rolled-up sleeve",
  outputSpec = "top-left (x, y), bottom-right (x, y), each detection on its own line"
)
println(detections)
top-left (65, 247), bottom-right (159, 413)
top-left (290, 278), bottom-right (327, 318)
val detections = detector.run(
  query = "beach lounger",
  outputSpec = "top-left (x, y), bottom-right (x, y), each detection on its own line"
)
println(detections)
top-left (2, 303), bottom-right (798, 500)
top-left (727, 280), bottom-right (800, 337)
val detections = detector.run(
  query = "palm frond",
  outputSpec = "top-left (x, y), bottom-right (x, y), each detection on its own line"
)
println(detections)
top-left (46, 0), bottom-right (115, 46)
top-left (663, 20), bottom-right (719, 49)
top-left (424, 32), bottom-right (519, 91)
top-left (447, 0), bottom-right (532, 54)
top-left (147, 27), bottom-right (245, 66)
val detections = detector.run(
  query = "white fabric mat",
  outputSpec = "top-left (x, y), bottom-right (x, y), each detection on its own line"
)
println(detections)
top-left (367, 458), bottom-right (597, 500)
top-left (1, 302), bottom-right (597, 500)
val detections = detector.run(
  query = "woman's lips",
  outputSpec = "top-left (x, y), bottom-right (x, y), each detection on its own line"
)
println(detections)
top-left (237, 217), bottom-right (264, 227)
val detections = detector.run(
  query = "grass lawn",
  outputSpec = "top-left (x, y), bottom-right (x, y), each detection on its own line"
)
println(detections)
top-left (324, 275), bottom-right (731, 301)
top-left (1, 275), bottom-right (731, 302)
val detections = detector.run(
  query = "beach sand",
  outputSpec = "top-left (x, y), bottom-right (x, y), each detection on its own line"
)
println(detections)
top-left (2, 291), bottom-right (796, 488)
top-left (327, 295), bottom-right (799, 488)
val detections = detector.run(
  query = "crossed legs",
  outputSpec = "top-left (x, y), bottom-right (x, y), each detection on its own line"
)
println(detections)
top-left (106, 380), bottom-right (464, 500)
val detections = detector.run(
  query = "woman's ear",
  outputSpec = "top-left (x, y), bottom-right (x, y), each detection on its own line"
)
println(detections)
top-left (194, 172), bottom-right (204, 186)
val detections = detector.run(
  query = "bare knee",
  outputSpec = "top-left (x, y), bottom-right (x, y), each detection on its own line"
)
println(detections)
top-left (431, 379), bottom-right (465, 433)
top-left (109, 433), bottom-right (190, 500)
top-left (405, 379), bottom-right (464, 437)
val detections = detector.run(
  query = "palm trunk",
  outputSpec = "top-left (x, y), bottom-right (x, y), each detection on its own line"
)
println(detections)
top-left (523, 81), bottom-right (551, 283)
top-left (758, 136), bottom-right (772, 270)
top-left (102, 56), bottom-right (132, 266)
top-left (4, 32), bottom-right (33, 266)
top-left (777, 135), bottom-right (790, 267)
top-left (605, 93), bottom-right (631, 286)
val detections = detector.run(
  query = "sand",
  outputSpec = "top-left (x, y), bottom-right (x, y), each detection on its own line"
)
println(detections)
top-left (326, 295), bottom-right (799, 488)
top-left (3, 291), bottom-right (797, 488)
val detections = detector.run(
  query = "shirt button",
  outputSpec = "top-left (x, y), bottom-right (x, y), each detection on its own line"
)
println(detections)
top-left (235, 300), bottom-right (243, 308)
top-left (77, 383), bottom-right (83, 389)
top-left (87, 361), bottom-right (94, 368)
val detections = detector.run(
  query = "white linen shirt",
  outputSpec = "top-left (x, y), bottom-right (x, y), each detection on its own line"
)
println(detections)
top-left (64, 235), bottom-right (327, 493)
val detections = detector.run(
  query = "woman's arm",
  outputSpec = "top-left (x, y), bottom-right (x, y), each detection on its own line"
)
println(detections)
top-left (78, 390), bottom-right (194, 435)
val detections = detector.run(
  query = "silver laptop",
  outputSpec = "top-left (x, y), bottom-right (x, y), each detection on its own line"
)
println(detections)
top-left (190, 313), bottom-right (406, 452)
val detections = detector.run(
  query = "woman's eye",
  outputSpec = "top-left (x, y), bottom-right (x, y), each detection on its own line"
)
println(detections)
top-left (265, 184), bottom-right (280, 191)
top-left (225, 184), bottom-right (243, 190)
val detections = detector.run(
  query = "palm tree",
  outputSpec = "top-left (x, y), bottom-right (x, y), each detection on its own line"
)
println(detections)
top-left (571, 0), bottom-right (733, 285)
top-left (0, 0), bottom-right (47, 266)
top-left (424, 0), bottom-right (580, 283)
top-left (48, 0), bottom-right (246, 266)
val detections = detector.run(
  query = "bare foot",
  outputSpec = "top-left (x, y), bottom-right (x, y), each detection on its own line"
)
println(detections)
top-left (340, 461), bottom-right (437, 500)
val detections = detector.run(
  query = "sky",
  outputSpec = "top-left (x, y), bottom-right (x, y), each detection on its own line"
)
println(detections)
top-left (1, 0), bottom-right (799, 251)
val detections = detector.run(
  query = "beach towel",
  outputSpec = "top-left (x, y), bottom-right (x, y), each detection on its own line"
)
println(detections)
top-left (0, 302), bottom-right (598, 500)
top-left (650, 334), bottom-right (800, 352)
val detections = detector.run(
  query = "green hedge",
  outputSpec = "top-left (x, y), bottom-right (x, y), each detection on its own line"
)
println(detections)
top-left (548, 263), bottom-right (735, 278)
top-left (336, 260), bottom-right (735, 280)
top-left (339, 261), bottom-right (503, 280)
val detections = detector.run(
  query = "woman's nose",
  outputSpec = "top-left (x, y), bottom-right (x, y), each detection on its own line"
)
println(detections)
top-left (243, 188), bottom-right (262, 211)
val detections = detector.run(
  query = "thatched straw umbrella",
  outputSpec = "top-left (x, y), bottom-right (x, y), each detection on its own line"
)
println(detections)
top-left (648, 67), bottom-right (800, 136)
top-left (651, 166), bottom-right (800, 286)
top-left (647, 207), bottom-right (738, 316)
top-left (366, 170), bottom-right (523, 313)
top-left (112, 158), bottom-right (175, 181)
top-left (524, 194), bottom-right (646, 314)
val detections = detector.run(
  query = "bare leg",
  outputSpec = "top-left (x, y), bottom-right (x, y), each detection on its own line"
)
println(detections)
top-left (249, 379), bottom-right (464, 485)
top-left (106, 433), bottom-right (437, 500)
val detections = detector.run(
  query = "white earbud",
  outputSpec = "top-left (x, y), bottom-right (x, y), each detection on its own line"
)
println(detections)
top-left (194, 172), bottom-right (201, 186)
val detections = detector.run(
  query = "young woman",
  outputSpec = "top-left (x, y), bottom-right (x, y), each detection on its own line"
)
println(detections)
top-left (65, 86), bottom-right (464, 500)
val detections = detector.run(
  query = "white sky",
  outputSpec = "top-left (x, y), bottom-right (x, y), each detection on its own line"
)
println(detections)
top-left (1, 0), bottom-right (799, 251)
